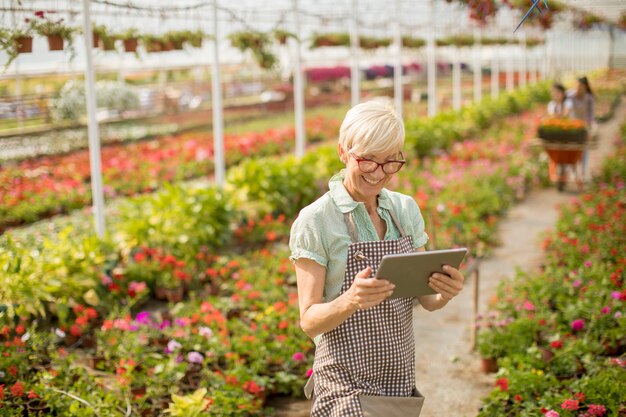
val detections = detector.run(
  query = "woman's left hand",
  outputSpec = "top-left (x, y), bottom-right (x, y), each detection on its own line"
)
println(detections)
top-left (428, 265), bottom-right (465, 301)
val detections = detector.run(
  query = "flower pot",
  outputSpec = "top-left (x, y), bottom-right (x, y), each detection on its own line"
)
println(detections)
top-left (15, 36), bottom-right (33, 53)
top-left (154, 285), bottom-right (168, 300)
top-left (480, 357), bottom-right (498, 373)
top-left (25, 398), bottom-right (51, 414)
top-left (123, 38), bottom-right (138, 53)
top-left (92, 33), bottom-right (100, 48)
top-left (539, 347), bottom-right (554, 363)
top-left (47, 35), bottom-right (64, 51)
top-left (164, 286), bottom-right (184, 303)
top-left (102, 38), bottom-right (117, 51)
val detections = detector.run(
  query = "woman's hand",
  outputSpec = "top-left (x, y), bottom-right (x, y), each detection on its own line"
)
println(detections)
top-left (428, 265), bottom-right (464, 301)
top-left (344, 267), bottom-right (396, 310)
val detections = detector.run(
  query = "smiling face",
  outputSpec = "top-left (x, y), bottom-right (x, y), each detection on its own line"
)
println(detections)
top-left (339, 146), bottom-right (403, 203)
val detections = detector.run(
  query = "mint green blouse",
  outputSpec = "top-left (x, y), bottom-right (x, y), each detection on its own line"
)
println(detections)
top-left (289, 170), bottom-right (429, 304)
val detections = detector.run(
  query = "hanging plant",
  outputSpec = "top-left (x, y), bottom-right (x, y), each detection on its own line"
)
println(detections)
top-left (436, 34), bottom-right (475, 47)
top-left (182, 30), bottom-right (206, 48)
top-left (525, 37), bottom-right (544, 48)
top-left (460, 0), bottom-right (498, 25)
top-left (141, 34), bottom-right (164, 53)
top-left (401, 36), bottom-right (425, 49)
top-left (117, 28), bottom-right (139, 53)
top-left (310, 32), bottom-right (350, 48)
top-left (576, 12), bottom-right (603, 31)
top-left (29, 11), bottom-right (79, 53)
top-left (272, 29), bottom-right (296, 45)
top-left (359, 36), bottom-right (391, 50)
top-left (93, 24), bottom-right (117, 51)
top-left (481, 37), bottom-right (511, 46)
top-left (164, 31), bottom-right (185, 50)
top-left (0, 26), bottom-right (34, 68)
top-left (228, 31), bottom-right (278, 70)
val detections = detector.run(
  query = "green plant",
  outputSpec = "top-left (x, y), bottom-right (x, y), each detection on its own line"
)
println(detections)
top-left (228, 31), bottom-right (278, 70)
top-left (272, 29), bottom-right (296, 45)
top-left (0, 26), bottom-right (34, 67)
top-left (165, 388), bottom-right (211, 417)
top-left (29, 12), bottom-right (80, 53)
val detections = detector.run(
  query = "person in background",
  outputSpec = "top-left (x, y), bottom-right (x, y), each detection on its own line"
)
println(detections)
top-left (546, 83), bottom-right (572, 183)
top-left (289, 98), bottom-right (465, 416)
top-left (567, 76), bottom-right (596, 181)
top-left (547, 83), bottom-right (571, 117)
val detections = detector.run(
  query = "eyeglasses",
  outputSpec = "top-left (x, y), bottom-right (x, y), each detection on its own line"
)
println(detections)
top-left (349, 152), bottom-right (406, 174)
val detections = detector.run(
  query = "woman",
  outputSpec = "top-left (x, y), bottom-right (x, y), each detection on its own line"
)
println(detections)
top-left (547, 83), bottom-right (571, 117)
top-left (289, 99), bottom-right (465, 416)
top-left (567, 76), bottom-right (596, 182)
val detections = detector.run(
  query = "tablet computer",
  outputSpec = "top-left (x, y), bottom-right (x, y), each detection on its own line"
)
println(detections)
top-left (375, 248), bottom-right (468, 298)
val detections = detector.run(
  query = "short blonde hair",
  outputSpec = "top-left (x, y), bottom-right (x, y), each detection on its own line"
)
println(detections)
top-left (338, 98), bottom-right (405, 157)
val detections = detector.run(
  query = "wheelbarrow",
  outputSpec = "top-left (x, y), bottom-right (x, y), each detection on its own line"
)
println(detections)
top-left (541, 141), bottom-right (588, 192)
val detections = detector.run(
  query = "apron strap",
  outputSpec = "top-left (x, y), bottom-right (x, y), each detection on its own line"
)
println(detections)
top-left (388, 209), bottom-right (407, 238)
top-left (343, 208), bottom-right (407, 243)
top-left (343, 213), bottom-right (359, 243)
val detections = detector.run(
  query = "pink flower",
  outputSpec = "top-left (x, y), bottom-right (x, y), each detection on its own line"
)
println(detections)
top-left (573, 279), bottom-right (582, 288)
top-left (544, 410), bottom-right (560, 417)
top-left (166, 340), bottom-right (181, 353)
top-left (199, 326), bottom-right (213, 338)
top-left (306, 368), bottom-right (313, 378)
top-left (561, 399), bottom-right (579, 410)
top-left (584, 260), bottom-right (592, 268)
top-left (601, 306), bottom-right (610, 315)
top-left (292, 352), bottom-right (305, 361)
top-left (611, 291), bottom-right (621, 300)
top-left (187, 351), bottom-right (204, 364)
top-left (571, 319), bottom-right (585, 332)
top-left (522, 301), bottom-right (535, 311)
top-left (587, 404), bottom-right (606, 416)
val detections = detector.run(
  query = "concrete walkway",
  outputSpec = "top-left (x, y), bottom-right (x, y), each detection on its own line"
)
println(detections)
top-left (272, 101), bottom-right (625, 417)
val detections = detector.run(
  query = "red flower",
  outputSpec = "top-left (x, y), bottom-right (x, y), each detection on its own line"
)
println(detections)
top-left (10, 382), bottom-right (25, 397)
top-left (243, 380), bottom-right (264, 396)
top-left (0, 384), bottom-right (4, 400)
top-left (514, 394), bottom-right (522, 402)
top-left (14, 325), bottom-right (25, 335)
top-left (34, 10), bottom-right (45, 18)
top-left (561, 399), bottom-right (579, 410)
top-left (28, 390), bottom-right (38, 399)
top-left (70, 324), bottom-right (83, 337)
top-left (574, 392), bottom-right (586, 401)
top-left (8, 365), bottom-right (18, 376)
top-left (495, 378), bottom-right (508, 391)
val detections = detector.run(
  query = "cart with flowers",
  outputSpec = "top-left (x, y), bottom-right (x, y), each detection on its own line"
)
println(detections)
top-left (536, 117), bottom-right (593, 191)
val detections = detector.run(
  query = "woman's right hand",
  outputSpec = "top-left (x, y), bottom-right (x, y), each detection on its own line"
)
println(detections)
top-left (344, 267), bottom-right (396, 310)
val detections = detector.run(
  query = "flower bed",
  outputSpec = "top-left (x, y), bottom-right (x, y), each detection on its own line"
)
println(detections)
top-left (0, 116), bottom-right (339, 232)
top-left (476, 123), bottom-right (626, 416)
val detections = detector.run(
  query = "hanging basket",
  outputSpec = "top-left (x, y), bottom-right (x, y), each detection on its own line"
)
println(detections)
top-left (47, 35), bottom-right (64, 51)
top-left (92, 33), bottom-right (100, 48)
top-left (123, 38), bottom-right (138, 52)
top-left (15, 36), bottom-right (33, 53)
top-left (102, 37), bottom-right (117, 51)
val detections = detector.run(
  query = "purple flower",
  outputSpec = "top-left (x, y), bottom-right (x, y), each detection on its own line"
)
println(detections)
top-left (611, 291), bottom-right (621, 300)
top-left (159, 320), bottom-right (171, 330)
top-left (176, 354), bottom-right (184, 364)
top-left (571, 319), bottom-right (585, 332)
top-left (601, 306), bottom-right (611, 315)
top-left (175, 319), bottom-right (187, 327)
top-left (166, 340), bottom-right (182, 353)
top-left (292, 352), bottom-right (305, 361)
top-left (187, 351), bottom-right (204, 364)
top-left (135, 312), bottom-right (151, 325)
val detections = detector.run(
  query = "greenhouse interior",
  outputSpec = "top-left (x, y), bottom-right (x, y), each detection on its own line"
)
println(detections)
top-left (0, 0), bottom-right (625, 415)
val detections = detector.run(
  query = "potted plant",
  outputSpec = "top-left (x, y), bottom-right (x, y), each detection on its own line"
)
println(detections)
top-left (228, 31), bottom-right (278, 70)
top-left (118, 28), bottom-right (139, 53)
top-left (164, 31), bottom-right (185, 50)
top-left (185, 30), bottom-right (205, 48)
top-left (272, 29), bottom-right (296, 45)
top-left (93, 24), bottom-right (116, 50)
top-left (537, 117), bottom-right (587, 143)
top-left (310, 32), bottom-right (349, 48)
top-left (29, 11), bottom-right (79, 52)
top-left (0, 26), bottom-right (34, 67)
top-left (141, 34), bottom-right (164, 53)
top-left (401, 36), bottom-right (425, 49)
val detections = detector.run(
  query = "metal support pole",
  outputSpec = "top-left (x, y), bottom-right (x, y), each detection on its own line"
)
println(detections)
top-left (506, 45), bottom-right (514, 92)
top-left (212, 0), bottom-right (225, 186)
top-left (427, 0), bottom-right (437, 116)
top-left (491, 45), bottom-right (499, 98)
top-left (393, 0), bottom-right (403, 117)
top-left (82, 0), bottom-right (106, 237)
top-left (452, 46), bottom-right (461, 110)
top-left (519, 32), bottom-right (527, 88)
top-left (293, 0), bottom-right (305, 158)
top-left (473, 27), bottom-right (481, 103)
top-left (349, 0), bottom-right (360, 106)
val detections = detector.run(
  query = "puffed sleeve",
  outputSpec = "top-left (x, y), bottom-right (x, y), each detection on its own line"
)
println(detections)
top-left (289, 211), bottom-right (328, 268)
top-left (406, 199), bottom-right (429, 249)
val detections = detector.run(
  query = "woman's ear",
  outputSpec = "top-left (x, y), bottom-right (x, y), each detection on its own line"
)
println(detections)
top-left (337, 144), bottom-right (347, 164)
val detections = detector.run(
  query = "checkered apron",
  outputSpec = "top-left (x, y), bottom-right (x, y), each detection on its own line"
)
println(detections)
top-left (310, 210), bottom-right (416, 416)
